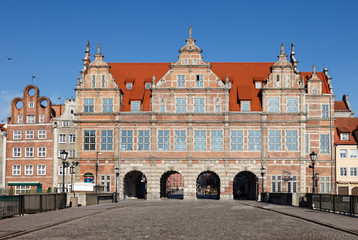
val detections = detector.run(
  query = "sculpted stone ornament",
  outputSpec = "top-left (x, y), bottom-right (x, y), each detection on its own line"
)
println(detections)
top-left (189, 26), bottom-right (192, 38)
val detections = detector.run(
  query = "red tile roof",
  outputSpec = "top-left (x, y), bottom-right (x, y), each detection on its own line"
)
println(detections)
top-left (335, 118), bottom-right (358, 145)
top-left (334, 101), bottom-right (349, 112)
top-left (299, 72), bottom-right (329, 94)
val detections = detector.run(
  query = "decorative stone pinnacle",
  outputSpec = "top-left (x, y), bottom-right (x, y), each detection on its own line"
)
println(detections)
top-left (280, 43), bottom-right (285, 55)
top-left (86, 40), bottom-right (90, 53)
top-left (189, 26), bottom-right (192, 39)
top-left (312, 64), bottom-right (316, 74)
top-left (291, 42), bottom-right (295, 54)
top-left (97, 44), bottom-right (101, 54)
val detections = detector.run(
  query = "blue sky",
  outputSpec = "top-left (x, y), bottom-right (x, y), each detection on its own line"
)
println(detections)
top-left (0, 0), bottom-right (357, 122)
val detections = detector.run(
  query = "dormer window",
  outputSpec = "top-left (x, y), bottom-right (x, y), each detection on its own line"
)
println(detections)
top-left (241, 101), bottom-right (250, 112)
top-left (228, 82), bottom-right (232, 89)
top-left (29, 102), bottom-right (34, 108)
top-left (341, 133), bottom-right (349, 140)
top-left (193, 59), bottom-right (198, 65)
top-left (312, 87), bottom-right (318, 95)
top-left (131, 101), bottom-right (140, 112)
top-left (145, 83), bottom-right (151, 89)
top-left (101, 75), bottom-right (105, 88)
top-left (255, 82), bottom-right (262, 89)
top-left (126, 83), bottom-right (133, 90)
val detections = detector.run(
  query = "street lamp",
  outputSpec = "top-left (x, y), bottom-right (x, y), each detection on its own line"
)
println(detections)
top-left (260, 166), bottom-right (266, 193)
top-left (309, 151), bottom-right (317, 193)
top-left (60, 150), bottom-right (69, 193)
top-left (70, 161), bottom-right (79, 193)
top-left (95, 152), bottom-right (101, 193)
top-left (115, 167), bottom-right (119, 203)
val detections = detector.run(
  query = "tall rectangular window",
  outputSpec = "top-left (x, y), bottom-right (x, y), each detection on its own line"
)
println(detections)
top-left (39, 115), bottom-right (44, 123)
top-left (177, 75), bottom-right (185, 87)
top-left (13, 147), bottom-right (21, 157)
top-left (340, 167), bottom-right (347, 176)
top-left (101, 130), bottom-right (113, 151)
top-left (268, 98), bottom-right (279, 113)
top-left (305, 104), bottom-right (308, 119)
top-left (37, 147), bottom-right (46, 157)
top-left (322, 104), bottom-right (329, 119)
top-left (176, 98), bottom-right (187, 113)
top-left (287, 176), bottom-right (297, 193)
top-left (103, 98), bottom-right (113, 113)
top-left (160, 104), bottom-right (166, 113)
top-left (231, 130), bottom-right (243, 151)
top-left (121, 130), bottom-right (133, 151)
top-left (269, 130), bottom-right (281, 151)
top-left (350, 149), bottom-right (358, 158)
top-left (84, 130), bottom-right (96, 151)
top-left (84, 98), bottom-right (94, 113)
top-left (13, 130), bottom-right (21, 140)
top-left (62, 120), bottom-right (69, 127)
top-left (131, 101), bottom-right (140, 112)
top-left (158, 130), bottom-right (169, 151)
top-left (37, 165), bottom-right (46, 175)
top-left (305, 134), bottom-right (309, 154)
top-left (248, 130), bottom-right (260, 151)
top-left (92, 75), bottom-right (96, 88)
top-left (25, 130), bottom-right (34, 139)
top-left (25, 165), bottom-right (33, 175)
top-left (138, 130), bottom-right (150, 151)
top-left (102, 75), bottom-right (105, 88)
top-left (25, 147), bottom-right (34, 157)
top-left (12, 165), bottom-right (21, 175)
top-left (286, 130), bottom-right (298, 151)
top-left (285, 74), bottom-right (290, 88)
top-left (272, 176), bottom-right (281, 192)
top-left (320, 177), bottom-right (330, 193)
top-left (38, 130), bottom-right (46, 139)
top-left (69, 134), bottom-right (76, 143)
top-left (320, 134), bottom-right (330, 154)
top-left (215, 105), bottom-right (221, 113)
top-left (69, 150), bottom-right (75, 158)
top-left (194, 130), bottom-right (206, 151)
top-left (195, 74), bottom-right (203, 87)
top-left (194, 98), bottom-right (205, 113)
top-left (340, 149), bottom-right (347, 158)
top-left (241, 101), bottom-right (250, 112)
top-left (59, 134), bottom-right (66, 143)
top-left (174, 130), bottom-right (186, 151)
top-left (101, 175), bottom-right (111, 192)
top-left (211, 130), bottom-right (223, 151)
top-left (350, 167), bottom-right (357, 177)
top-left (27, 115), bottom-right (35, 123)
top-left (287, 98), bottom-right (298, 113)
top-left (18, 115), bottom-right (23, 123)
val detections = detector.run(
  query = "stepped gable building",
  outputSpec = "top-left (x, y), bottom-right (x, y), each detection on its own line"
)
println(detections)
top-left (335, 117), bottom-right (358, 195)
top-left (72, 27), bottom-right (335, 200)
top-left (5, 85), bottom-right (61, 194)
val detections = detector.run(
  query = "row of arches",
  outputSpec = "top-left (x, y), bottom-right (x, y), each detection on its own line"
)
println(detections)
top-left (123, 170), bottom-right (258, 200)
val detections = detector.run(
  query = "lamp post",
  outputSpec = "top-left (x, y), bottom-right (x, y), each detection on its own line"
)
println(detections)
top-left (309, 151), bottom-right (317, 193)
top-left (260, 166), bottom-right (266, 193)
top-left (70, 161), bottom-right (79, 193)
top-left (95, 152), bottom-right (101, 193)
top-left (115, 167), bottom-right (119, 203)
top-left (60, 150), bottom-right (69, 193)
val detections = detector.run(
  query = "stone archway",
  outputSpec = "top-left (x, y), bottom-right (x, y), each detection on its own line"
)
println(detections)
top-left (196, 171), bottom-right (220, 200)
top-left (160, 171), bottom-right (184, 199)
top-left (233, 171), bottom-right (257, 200)
top-left (124, 171), bottom-right (147, 199)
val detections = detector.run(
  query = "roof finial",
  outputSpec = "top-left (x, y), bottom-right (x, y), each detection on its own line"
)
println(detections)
top-left (280, 43), bottom-right (285, 55)
top-left (97, 43), bottom-right (101, 54)
top-left (86, 40), bottom-right (90, 53)
top-left (291, 42), bottom-right (295, 54)
top-left (189, 26), bottom-right (192, 39)
top-left (312, 64), bottom-right (316, 74)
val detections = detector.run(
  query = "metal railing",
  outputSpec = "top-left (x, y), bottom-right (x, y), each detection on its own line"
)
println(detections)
top-left (307, 193), bottom-right (358, 216)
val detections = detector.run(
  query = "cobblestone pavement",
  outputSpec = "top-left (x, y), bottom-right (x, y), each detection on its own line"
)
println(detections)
top-left (7, 200), bottom-right (358, 240)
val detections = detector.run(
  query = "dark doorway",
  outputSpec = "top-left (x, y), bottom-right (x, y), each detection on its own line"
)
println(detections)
top-left (196, 171), bottom-right (220, 200)
top-left (124, 171), bottom-right (147, 199)
top-left (233, 171), bottom-right (257, 200)
top-left (160, 171), bottom-right (184, 199)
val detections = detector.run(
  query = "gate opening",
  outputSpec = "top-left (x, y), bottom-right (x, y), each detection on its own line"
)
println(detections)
top-left (160, 171), bottom-right (184, 199)
top-left (196, 171), bottom-right (220, 200)
top-left (124, 171), bottom-right (147, 199)
top-left (233, 171), bottom-right (257, 200)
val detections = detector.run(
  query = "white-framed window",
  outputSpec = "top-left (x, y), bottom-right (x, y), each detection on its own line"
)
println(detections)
top-left (39, 115), bottom-right (44, 123)
top-left (25, 165), bottom-right (33, 175)
top-left (228, 82), bottom-right (232, 89)
top-left (131, 101), bottom-right (140, 112)
top-left (59, 134), bottom-right (66, 143)
top-left (272, 176), bottom-right (282, 192)
top-left (341, 133), bottom-right (349, 140)
top-left (160, 104), bottom-right (166, 113)
top-left (350, 167), bottom-right (357, 177)
top-left (158, 130), bottom-right (169, 151)
top-left (25, 130), bottom-right (34, 139)
top-left (287, 98), bottom-right (298, 113)
top-left (121, 130), bottom-right (133, 151)
top-left (37, 147), bottom-right (46, 157)
top-left (269, 130), bottom-right (281, 151)
top-left (322, 104), bottom-right (329, 119)
top-left (248, 130), bottom-right (261, 151)
top-left (138, 130), bottom-right (150, 151)
top-left (29, 102), bottom-right (34, 108)
top-left (340, 149), bottom-right (347, 158)
top-left (305, 104), bottom-right (309, 119)
top-left (350, 149), bottom-right (357, 158)
top-left (92, 75), bottom-right (96, 88)
top-left (84, 98), bottom-right (94, 113)
top-left (13, 147), bottom-right (21, 157)
top-left (101, 175), bottom-right (111, 192)
top-left (287, 176), bottom-right (297, 193)
top-left (15, 185), bottom-right (30, 194)
top-left (102, 75), bottom-right (105, 88)
top-left (241, 101), bottom-right (250, 112)
top-left (145, 82), bottom-right (151, 89)
top-left (194, 98), bottom-right (205, 113)
top-left (62, 120), bottom-right (69, 127)
top-left (25, 147), bottom-right (34, 157)
top-left (38, 130), bottom-right (46, 139)
top-left (255, 82), bottom-right (262, 89)
top-left (285, 74), bottom-right (290, 88)
top-left (176, 98), bottom-right (187, 113)
top-left (12, 165), bottom-right (21, 175)
top-left (286, 130), bottom-right (298, 151)
top-left (13, 130), bottom-right (21, 140)
top-left (84, 130), bottom-right (96, 151)
top-left (18, 115), bottom-right (23, 123)
top-left (340, 167), bottom-right (347, 176)
top-left (215, 105), bottom-right (221, 113)
top-left (126, 82), bottom-right (132, 90)
top-left (193, 59), bottom-right (198, 65)
top-left (194, 130), bottom-right (206, 151)
top-left (184, 59), bottom-right (188, 65)
top-left (27, 115), bottom-right (35, 123)
top-left (69, 134), bottom-right (76, 143)
top-left (231, 130), bottom-right (243, 151)
top-left (320, 134), bottom-right (330, 154)
top-left (101, 130), bottom-right (113, 151)
top-left (69, 150), bottom-right (75, 158)
top-left (268, 98), bottom-right (279, 113)
top-left (276, 75), bottom-right (280, 87)
top-left (103, 98), bottom-right (113, 113)
top-left (305, 134), bottom-right (309, 154)
top-left (177, 75), bottom-right (185, 87)
top-left (37, 165), bottom-right (46, 175)
top-left (58, 166), bottom-right (66, 175)
top-left (320, 177), bottom-right (330, 193)
top-left (312, 87), bottom-right (318, 95)
top-left (174, 130), bottom-right (186, 151)
top-left (195, 74), bottom-right (203, 87)
top-left (211, 130), bottom-right (223, 151)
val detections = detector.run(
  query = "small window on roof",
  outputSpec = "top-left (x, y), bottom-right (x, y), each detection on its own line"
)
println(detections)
top-left (341, 133), bottom-right (349, 140)
top-left (228, 82), bottom-right (232, 89)
top-left (255, 82), bottom-right (262, 89)
top-left (126, 83), bottom-right (133, 90)
top-left (131, 101), bottom-right (140, 112)
top-left (145, 83), bottom-right (151, 89)
top-left (241, 101), bottom-right (250, 112)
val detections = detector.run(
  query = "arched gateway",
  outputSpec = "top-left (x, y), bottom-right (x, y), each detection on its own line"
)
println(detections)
top-left (124, 171), bottom-right (147, 199)
top-left (160, 171), bottom-right (184, 199)
top-left (233, 171), bottom-right (257, 200)
top-left (196, 171), bottom-right (220, 200)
